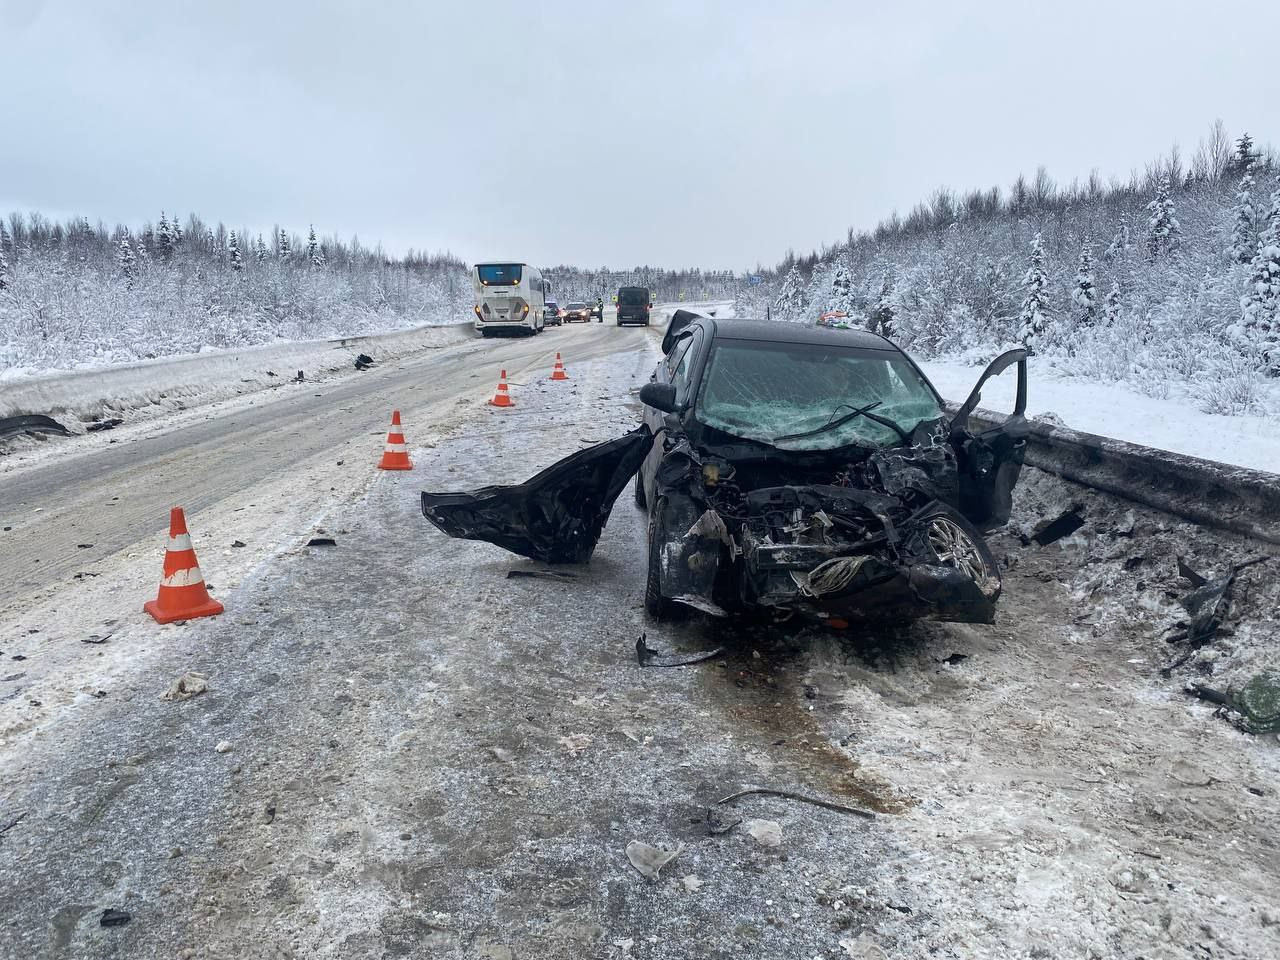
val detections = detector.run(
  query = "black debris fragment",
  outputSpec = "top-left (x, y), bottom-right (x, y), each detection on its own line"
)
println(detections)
top-left (1179, 573), bottom-right (1235, 645)
top-left (99, 909), bottom-right (131, 928)
top-left (0, 414), bottom-right (72, 441)
top-left (0, 810), bottom-right (28, 837)
top-left (231, 540), bottom-right (246, 548)
top-left (506, 570), bottom-right (578, 582)
top-left (82, 634), bottom-right (110, 645)
top-left (1030, 508), bottom-right (1085, 547)
top-left (86, 418), bottom-right (124, 433)
top-left (306, 537), bottom-right (337, 547)
top-left (635, 633), bottom-right (726, 668)
top-left (294, 370), bottom-right (304, 382)
top-left (1177, 556), bottom-right (1208, 588)
top-left (1123, 556), bottom-right (1144, 571)
top-left (941, 653), bottom-right (969, 665)
top-left (354, 353), bottom-right (374, 370)
top-left (716, 787), bottom-right (876, 819)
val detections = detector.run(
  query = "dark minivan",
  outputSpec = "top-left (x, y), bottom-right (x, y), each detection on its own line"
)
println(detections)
top-left (616, 286), bottom-right (651, 326)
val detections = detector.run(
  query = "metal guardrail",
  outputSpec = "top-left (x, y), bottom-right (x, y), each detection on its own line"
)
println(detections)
top-left (953, 405), bottom-right (1280, 546)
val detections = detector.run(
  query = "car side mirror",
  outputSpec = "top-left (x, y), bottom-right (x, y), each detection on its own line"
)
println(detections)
top-left (952, 348), bottom-right (1027, 429)
top-left (640, 382), bottom-right (679, 414)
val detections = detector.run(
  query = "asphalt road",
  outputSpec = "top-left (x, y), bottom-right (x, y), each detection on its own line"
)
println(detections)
top-left (0, 316), bottom-right (650, 609)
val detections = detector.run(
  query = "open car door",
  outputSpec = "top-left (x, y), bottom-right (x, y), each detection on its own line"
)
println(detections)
top-left (949, 349), bottom-right (1030, 529)
top-left (421, 426), bottom-right (652, 564)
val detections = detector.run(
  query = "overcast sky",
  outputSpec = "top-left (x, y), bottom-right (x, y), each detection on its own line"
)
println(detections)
top-left (1, 0), bottom-right (1276, 270)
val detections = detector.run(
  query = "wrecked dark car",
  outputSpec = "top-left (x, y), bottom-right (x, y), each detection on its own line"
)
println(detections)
top-left (422, 315), bottom-right (1029, 627)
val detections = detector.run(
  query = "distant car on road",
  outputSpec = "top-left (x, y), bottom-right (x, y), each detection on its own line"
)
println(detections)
top-left (545, 299), bottom-right (563, 326)
top-left (616, 286), bottom-right (651, 326)
top-left (563, 302), bottom-right (592, 323)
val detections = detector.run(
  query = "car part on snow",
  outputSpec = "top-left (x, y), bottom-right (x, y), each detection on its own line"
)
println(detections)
top-left (306, 537), bottom-right (337, 547)
top-left (506, 569), bottom-right (578, 582)
top-left (99, 909), bottom-right (132, 928)
top-left (421, 426), bottom-right (653, 564)
top-left (0, 414), bottom-right (72, 441)
top-left (625, 839), bottom-right (682, 881)
top-left (85, 417), bottom-right (124, 432)
top-left (715, 787), bottom-right (876, 820)
top-left (354, 353), bottom-right (374, 370)
top-left (160, 671), bottom-right (208, 701)
top-left (1187, 670), bottom-right (1280, 734)
top-left (634, 632), bottom-right (725, 667)
top-left (1029, 508), bottom-right (1086, 546)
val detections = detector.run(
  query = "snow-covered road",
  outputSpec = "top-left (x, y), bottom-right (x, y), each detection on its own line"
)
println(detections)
top-left (1, 321), bottom-right (1277, 959)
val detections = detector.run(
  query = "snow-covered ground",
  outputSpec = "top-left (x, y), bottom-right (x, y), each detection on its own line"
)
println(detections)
top-left (921, 358), bottom-right (1280, 473)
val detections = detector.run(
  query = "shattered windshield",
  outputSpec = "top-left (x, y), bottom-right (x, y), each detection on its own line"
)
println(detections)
top-left (696, 339), bottom-right (943, 451)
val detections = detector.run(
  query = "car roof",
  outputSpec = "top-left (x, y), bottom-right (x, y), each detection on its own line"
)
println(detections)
top-left (698, 318), bottom-right (899, 351)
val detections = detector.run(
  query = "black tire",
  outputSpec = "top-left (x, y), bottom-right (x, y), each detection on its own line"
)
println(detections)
top-left (633, 470), bottom-right (647, 509)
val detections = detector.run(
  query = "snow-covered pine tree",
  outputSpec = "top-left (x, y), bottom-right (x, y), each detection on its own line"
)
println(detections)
top-left (157, 212), bottom-right (174, 263)
top-left (1104, 215), bottom-right (1131, 260)
top-left (117, 236), bottom-right (137, 287)
top-left (1234, 133), bottom-right (1256, 174)
top-left (1227, 163), bottom-right (1257, 263)
top-left (829, 262), bottom-right (853, 313)
top-left (1146, 177), bottom-right (1181, 259)
top-left (172, 216), bottom-right (182, 247)
top-left (869, 274), bottom-right (895, 337)
top-left (1017, 233), bottom-right (1052, 352)
top-left (772, 265), bottom-right (809, 322)
top-left (0, 221), bottom-right (9, 291)
top-left (255, 234), bottom-right (268, 262)
top-left (278, 228), bottom-right (291, 258)
top-left (1235, 188), bottom-right (1280, 370)
top-left (1072, 242), bottom-right (1097, 325)
top-left (228, 231), bottom-right (243, 272)
top-left (306, 225), bottom-right (319, 266)
top-left (1102, 279), bottom-right (1122, 325)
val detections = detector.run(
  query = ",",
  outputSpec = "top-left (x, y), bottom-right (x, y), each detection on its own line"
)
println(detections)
top-left (472, 262), bottom-right (551, 336)
top-left (420, 312), bottom-right (1030, 628)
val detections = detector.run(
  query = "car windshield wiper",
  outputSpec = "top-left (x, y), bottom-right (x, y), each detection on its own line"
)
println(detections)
top-left (773, 401), bottom-right (886, 443)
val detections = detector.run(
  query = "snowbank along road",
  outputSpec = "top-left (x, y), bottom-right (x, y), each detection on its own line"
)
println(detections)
top-left (1, 310), bottom-right (1278, 960)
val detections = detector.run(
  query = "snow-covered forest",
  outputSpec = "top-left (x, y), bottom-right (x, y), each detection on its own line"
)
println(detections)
top-left (0, 212), bottom-right (735, 378)
top-left (745, 123), bottom-right (1280, 417)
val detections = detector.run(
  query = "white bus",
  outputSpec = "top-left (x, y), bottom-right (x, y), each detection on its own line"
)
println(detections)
top-left (472, 262), bottom-right (550, 336)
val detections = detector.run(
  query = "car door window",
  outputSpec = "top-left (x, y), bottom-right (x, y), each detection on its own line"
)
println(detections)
top-left (663, 335), bottom-right (693, 383)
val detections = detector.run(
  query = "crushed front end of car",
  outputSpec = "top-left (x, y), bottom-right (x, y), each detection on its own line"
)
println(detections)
top-left (648, 428), bottom-right (1005, 625)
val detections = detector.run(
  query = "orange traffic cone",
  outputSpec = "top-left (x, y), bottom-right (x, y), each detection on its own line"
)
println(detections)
top-left (490, 369), bottom-right (514, 407)
top-left (550, 353), bottom-right (569, 381)
top-left (144, 507), bottom-right (225, 624)
top-left (378, 410), bottom-right (412, 470)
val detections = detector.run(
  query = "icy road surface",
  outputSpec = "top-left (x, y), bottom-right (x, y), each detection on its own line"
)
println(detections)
top-left (0, 321), bottom-right (1278, 959)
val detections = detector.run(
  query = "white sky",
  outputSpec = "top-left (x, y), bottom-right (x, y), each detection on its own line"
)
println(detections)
top-left (1, 0), bottom-right (1276, 270)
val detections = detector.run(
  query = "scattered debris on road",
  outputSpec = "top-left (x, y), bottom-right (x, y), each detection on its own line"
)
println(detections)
top-left (0, 414), bottom-right (72, 441)
top-left (354, 353), bottom-right (374, 370)
top-left (306, 537), bottom-right (337, 547)
top-left (1029, 507), bottom-right (1085, 546)
top-left (625, 840), bottom-right (682, 880)
top-left (231, 539), bottom-right (246, 548)
top-left (1187, 669), bottom-right (1280, 734)
top-left (717, 787), bottom-right (877, 820)
top-left (0, 810), bottom-right (28, 838)
top-left (99, 909), bottom-right (131, 928)
top-left (81, 633), bottom-right (111, 644)
top-left (634, 633), bottom-right (725, 668)
top-left (85, 417), bottom-right (124, 433)
top-left (505, 569), bottom-right (578, 582)
top-left (743, 818), bottom-right (784, 847)
top-left (161, 672), bottom-right (208, 701)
